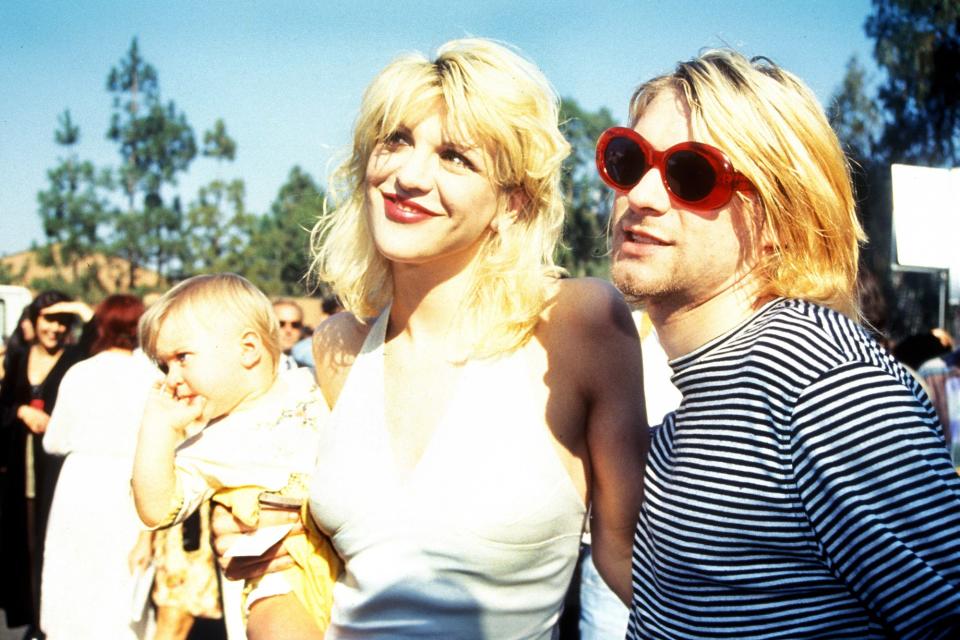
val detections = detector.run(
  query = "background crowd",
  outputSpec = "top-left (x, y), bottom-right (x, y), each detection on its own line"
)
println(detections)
top-left (0, 291), bottom-right (341, 640)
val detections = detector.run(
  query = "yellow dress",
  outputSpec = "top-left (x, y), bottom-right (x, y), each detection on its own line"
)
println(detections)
top-left (214, 483), bottom-right (341, 633)
top-left (151, 500), bottom-right (223, 619)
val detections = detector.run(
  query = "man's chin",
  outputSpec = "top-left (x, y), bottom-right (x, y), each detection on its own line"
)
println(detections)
top-left (611, 262), bottom-right (648, 301)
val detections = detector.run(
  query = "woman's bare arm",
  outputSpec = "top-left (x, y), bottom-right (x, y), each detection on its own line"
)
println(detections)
top-left (553, 279), bottom-right (648, 604)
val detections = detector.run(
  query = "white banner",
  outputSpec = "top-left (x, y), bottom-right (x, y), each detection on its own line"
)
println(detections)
top-left (890, 163), bottom-right (960, 303)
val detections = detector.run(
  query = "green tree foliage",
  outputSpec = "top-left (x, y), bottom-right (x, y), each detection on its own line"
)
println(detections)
top-left (829, 0), bottom-right (960, 339)
top-left (35, 110), bottom-right (112, 298)
top-left (245, 166), bottom-right (325, 296)
top-left (557, 98), bottom-right (616, 277)
top-left (829, 57), bottom-right (882, 161)
top-left (182, 179), bottom-right (255, 276)
top-left (202, 118), bottom-right (237, 161)
top-left (106, 38), bottom-right (196, 285)
top-left (180, 121), bottom-right (255, 277)
top-left (0, 261), bottom-right (26, 286)
top-left (866, 0), bottom-right (960, 339)
top-left (830, 55), bottom-right (920, 340)
top-left (866, 0), bottom-right (960, 165)
top-left (829, 56), bottom-right (890, 282)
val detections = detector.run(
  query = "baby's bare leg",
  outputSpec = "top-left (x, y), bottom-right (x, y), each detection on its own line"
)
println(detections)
top-left (247, 593), bottom-right (323, 640)
top-left (154, 605), bottom-right (195, 640)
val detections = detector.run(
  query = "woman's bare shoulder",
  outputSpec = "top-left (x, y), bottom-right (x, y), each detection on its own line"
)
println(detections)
top-left (312, 311), bottom-right (372, 408)
top-left (535, 278), bottom-right (641, 382)
top-left (543, 277), bottom-right (637, 340)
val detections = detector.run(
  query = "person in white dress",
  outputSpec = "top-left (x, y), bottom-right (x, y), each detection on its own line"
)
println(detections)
top-left (213, 38), bottom-right (648, 638)
top-left (40, 294), bottom-right (156, 639)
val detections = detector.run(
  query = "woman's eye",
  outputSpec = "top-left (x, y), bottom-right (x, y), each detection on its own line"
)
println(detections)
top-left (176, 353), bottom-right (189, 364)
top-left (441, 149), bottom-right (475, 170)
top-left (383, 130), bottom-right (410, 148)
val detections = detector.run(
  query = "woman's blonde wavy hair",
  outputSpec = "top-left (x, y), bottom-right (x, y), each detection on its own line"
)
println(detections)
top-left (629, 50), bottom-right (865, 319)
top-left (309, 38), bottom-right (570, 360)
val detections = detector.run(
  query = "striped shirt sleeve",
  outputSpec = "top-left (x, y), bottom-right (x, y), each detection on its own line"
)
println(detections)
top-left (793, 359), bottom-right (960, 638)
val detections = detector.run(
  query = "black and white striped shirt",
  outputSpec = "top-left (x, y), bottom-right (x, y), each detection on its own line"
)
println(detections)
top-left (628, 298), bottom-right (960, 639)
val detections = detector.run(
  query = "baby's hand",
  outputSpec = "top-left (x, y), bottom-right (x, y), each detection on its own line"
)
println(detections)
top-left (142, 380), bottom-right (205, 437)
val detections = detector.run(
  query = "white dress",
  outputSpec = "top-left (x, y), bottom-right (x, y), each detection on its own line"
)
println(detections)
top-left (309, 309), bottom-right (587, 638)
top-left (39, 350), bottom-right (159, 639)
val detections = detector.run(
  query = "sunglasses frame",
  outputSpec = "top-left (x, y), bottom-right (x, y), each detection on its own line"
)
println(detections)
top-left (596, 127), bottom-right (754, 211)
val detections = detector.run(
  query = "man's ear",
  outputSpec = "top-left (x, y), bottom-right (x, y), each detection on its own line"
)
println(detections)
top-left (238, 329), bottom-right (264, 369)
top-left (758, 210), bottom-right (776, 254)
top-left (744, 194), bottom-right (775, 255)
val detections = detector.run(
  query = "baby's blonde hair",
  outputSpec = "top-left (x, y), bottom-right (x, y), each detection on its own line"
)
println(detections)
top-left (309, 38), bottom-right (570, 359)
top-left (630, 50), bottom-right (865, 319)
top-left (139, 273), bottom-right (281, 369)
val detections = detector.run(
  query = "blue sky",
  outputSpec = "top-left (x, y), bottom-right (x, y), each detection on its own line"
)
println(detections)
top-left (0, 0), bottom-right (877, 257)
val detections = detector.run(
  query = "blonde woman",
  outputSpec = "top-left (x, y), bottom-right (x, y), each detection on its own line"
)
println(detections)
top-left (216, 38), bottom-right (647, 638)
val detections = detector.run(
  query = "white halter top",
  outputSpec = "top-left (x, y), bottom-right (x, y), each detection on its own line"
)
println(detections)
top-left (309, 309), bottom-right (586, 638)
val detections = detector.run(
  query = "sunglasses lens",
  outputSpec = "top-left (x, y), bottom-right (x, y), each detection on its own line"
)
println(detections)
top-left (666, 150), bottom-right (717, 203)
top-left (604, 136), bottom-right (647, 189)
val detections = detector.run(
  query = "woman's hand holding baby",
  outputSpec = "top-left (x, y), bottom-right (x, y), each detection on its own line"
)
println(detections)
top-left (210, 502), bottom-right (303, 580)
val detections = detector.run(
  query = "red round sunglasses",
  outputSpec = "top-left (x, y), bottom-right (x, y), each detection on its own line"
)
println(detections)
top-left (595, 127), bottom-right (754, 211)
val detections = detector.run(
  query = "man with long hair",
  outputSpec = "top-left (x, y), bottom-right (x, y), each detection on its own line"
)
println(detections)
top-left (602, 50), bottom-right (960, 638)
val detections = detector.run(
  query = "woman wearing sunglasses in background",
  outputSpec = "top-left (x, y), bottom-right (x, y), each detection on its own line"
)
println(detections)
top-left (213, 38), bottom-right (647, 638)
top-left (0, 291), bottom-right (93, 639)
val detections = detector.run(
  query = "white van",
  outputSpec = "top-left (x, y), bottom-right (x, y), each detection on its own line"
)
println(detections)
top-left (0, 284), bottom-right (33, 343)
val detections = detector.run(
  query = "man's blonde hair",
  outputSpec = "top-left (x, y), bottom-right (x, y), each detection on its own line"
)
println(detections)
top-left (309, 38), bottom-right (570, 359)
top-left (139, 273), bottom-right (281, 368)
top-left (630, 49), bottom-right (865, 319)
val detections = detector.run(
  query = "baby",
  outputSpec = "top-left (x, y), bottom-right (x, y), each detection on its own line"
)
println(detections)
top-left (132, 273), bottom-right (338, 639)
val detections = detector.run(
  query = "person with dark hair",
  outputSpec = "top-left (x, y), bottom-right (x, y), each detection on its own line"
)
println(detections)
top-left (1, 309), bottom-right (36, 381)
top-left (856, 266), bottom-right (890, 349)
top-left (0, 290), bottom-right (93, 639)
top-left (892, 331), bottom-right (951, 373)
top-left (39, 294), bottom-right (155, 638)
top-left (88, 293), bottom-right (145, 354)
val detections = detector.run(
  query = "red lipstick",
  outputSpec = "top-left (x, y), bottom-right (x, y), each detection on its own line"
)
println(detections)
top-left (382, 193), bottom-right (440, 223)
